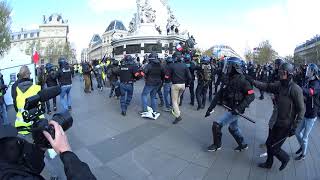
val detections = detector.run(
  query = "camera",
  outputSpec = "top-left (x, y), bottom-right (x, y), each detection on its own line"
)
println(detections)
top-left (16, 86), bottom-right (73, 148)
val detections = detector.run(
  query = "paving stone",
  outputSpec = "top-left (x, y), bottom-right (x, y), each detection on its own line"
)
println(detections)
top-left (88, 122), bottom-right (168, 164)
top-left (74, 148), bottom-right (103, 169)
top-left (176, 163), bottom-right (208, 180)
top-left (107, 145), bottom-right (189, 180)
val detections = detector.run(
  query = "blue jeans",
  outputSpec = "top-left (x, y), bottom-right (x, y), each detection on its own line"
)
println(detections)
top-left (60, 85), bottom-right (72, 112)
top-left (120, 83), bottom-right (134, 112)
top-left (216, 112), bottom-right (245, 144)
top-left (141, 85), bottom-right (159, 112)
top-left (0, 103), bottom-right (9, 125)
top-left (295, 117), bottom-right (317, 155)
top-left (163, 82), bottom-right (172, 108)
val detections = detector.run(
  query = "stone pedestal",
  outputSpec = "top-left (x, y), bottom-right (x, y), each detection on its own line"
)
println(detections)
top-left (136, 23), bottom-right (158, 36)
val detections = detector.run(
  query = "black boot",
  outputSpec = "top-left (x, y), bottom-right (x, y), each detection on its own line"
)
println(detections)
top-left (212, 122), bottom-right (222, 148)
top-left (276, 150), bottom-right (290, 171)
top-left (228, 127), bottom-right (248, 152)
top-left (173, 116), bottom-right (182, 124)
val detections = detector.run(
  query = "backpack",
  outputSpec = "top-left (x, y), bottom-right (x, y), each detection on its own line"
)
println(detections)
top-left (82, 64), bottom-right (90, 73)
top-left (202, 64), bottom-right (212, 81)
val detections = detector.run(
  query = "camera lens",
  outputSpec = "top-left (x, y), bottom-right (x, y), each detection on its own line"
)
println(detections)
top-left (52, 111), bottom-right (73, 131)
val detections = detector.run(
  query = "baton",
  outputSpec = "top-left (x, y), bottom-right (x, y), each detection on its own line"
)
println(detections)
top-left (271, 136), bottom-right (288, 148)
top-left (222, 105), bottom-right (256, 124)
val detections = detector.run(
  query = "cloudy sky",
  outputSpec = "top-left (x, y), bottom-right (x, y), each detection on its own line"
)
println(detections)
top-left (9, 0), bottom-right (320, 59)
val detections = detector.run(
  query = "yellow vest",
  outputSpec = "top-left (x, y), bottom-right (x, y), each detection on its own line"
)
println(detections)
top-left (78, 66), bottom-right (83, 74)
top-left (15, 84), bottom-right (42, 135)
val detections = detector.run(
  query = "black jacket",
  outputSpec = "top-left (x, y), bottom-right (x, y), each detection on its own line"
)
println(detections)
top-left (165, 62), bottom-right (192, 85)
top-left (46, 70), bottom-right (58, 87)
top-left (254, 79), bottom-right (305, 128)
top-left (58, 66), bottom-right (72, 86)
top-left (143, 62), bottom-right (165, 86)
top-left (303, 79), bottom-right (320, 118)
top-left (0, 151), bottom-right (96, 180)
top-left (115, 63), bottom-right (139, 83)
top-left (208, 74), bottom-right (255, 113)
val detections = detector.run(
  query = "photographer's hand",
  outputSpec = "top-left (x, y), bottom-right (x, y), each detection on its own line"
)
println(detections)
top-left (43, 121), bottom-right (71, 154)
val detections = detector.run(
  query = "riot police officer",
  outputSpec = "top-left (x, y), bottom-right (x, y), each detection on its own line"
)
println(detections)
top-left (205, 57), bottom-right (255, 152)
top-left (195, 56), bottom-right (213, 110)
top-left (257, 65), bottom-right (270, 100)
top-left (114, 55), bottom-right (139, 116)
top-left (251, 62), bottom-right (305, 171)
top-left (184, 53), bottom-right (196, 106)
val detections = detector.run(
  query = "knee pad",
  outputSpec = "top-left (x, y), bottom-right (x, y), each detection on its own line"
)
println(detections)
top-left (212, 122), bottom-right (222, 132)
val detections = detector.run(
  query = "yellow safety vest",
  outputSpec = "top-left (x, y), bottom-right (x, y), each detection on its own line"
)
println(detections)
top-left (100, 62), bottom-right (106, 80)
top-left (78, 65), bottom-right (83, 74)
top-left (15, 85), bottom-right (43, 135)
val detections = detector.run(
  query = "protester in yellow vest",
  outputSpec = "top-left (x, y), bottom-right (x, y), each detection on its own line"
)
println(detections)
top-left (13, 65), bottom-right (43, 135)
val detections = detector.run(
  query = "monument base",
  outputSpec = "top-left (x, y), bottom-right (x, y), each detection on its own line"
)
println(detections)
top-left (135, 23), bottom-right (159, 36)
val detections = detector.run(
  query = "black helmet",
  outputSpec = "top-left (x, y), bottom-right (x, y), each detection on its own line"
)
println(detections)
top-left (223, 57), bottom-right (243, 75)
top-left (148, 52), bottom-right (159, 63)
top-left (306, 63), bottom-right (318, 79)
top-left (274, 58), bottom-right (284, 69)
top-left (279, 62), bottom-right (294, 76)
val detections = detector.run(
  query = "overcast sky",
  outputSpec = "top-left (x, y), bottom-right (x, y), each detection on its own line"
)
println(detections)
top-left (9, 0), bottom-right (320, 59)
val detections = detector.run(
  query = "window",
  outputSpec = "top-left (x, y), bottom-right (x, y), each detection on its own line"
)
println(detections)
top-left (114, 46), bottom-right (124, 55)
top-left (30, 33), bottom-right (34, 38)
top-left (37, 32), bottom-right (40, 37)
top-left (18, 34), bottom-right (21, 40)
top-left (11, 35), bottom-right (14, 40)
top-left (126, 44), bottom-right (141, 54)
top-left (145, 44), bottom-right (162, 53)
top-left (24, 34), bottom-right (27, 38)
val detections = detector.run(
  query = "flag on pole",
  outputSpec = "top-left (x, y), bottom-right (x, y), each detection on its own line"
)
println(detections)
top-left (32, 47), bottom-right (39, 64)
top-left (176, 44), bottom-right (183, 52)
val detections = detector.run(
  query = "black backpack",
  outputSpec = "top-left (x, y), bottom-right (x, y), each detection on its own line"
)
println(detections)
top-left (202, 64), bottom-right (212, 81)
top-left (82, 64), bottom-right (90, 73)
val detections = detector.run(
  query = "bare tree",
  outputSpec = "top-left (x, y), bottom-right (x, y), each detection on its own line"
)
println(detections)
top-left (0, 1), bottom-right (11, 56)
top-left (244, 49), bottom-right (253, 61)
top-left (255, 40), bottom-right (278, 64)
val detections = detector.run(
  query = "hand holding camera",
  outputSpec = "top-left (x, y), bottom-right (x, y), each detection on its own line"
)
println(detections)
top-left (43, 121), bottom-right (71, 154)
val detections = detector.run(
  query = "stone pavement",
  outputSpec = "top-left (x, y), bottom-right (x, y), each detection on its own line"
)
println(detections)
top-left (7, 76), bottom-right (320, 180)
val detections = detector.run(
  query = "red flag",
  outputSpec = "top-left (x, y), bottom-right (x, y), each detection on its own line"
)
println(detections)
top-left (33, 49), bottom-right (39, 64)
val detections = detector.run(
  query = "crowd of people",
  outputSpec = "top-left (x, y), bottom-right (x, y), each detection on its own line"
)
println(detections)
top-left (73, 47), bottom-right (319, 172)
top-left (0, 44), bottom-right (319, 178)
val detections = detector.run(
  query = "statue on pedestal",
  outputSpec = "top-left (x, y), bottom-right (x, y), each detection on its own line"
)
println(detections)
top-left (166, 7), bottom-right (180, 35)
top-left (139, 1), bottom-right (156, 23)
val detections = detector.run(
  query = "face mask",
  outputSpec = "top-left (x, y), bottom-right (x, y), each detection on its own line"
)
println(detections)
top-left (280, 79), bottom-right (290, 87)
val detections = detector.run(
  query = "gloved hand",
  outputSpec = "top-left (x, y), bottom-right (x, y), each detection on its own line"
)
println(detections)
top-left (288, 128), bottom-right (296, 137)
top-left (245, 75), bottom-right (254, 85)
top-left (231, 108), bottom-right (240, 115)
top-left (205, 110), bottom-right (213, 117)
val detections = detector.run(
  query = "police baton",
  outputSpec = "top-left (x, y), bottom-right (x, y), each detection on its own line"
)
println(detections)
top-left (222, 104), bottom-right (256, 124)
top-left (271, 136), bottom-right (288, 148)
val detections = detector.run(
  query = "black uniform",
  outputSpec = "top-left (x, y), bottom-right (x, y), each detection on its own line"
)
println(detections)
top-left (45, 68), bottom-right (58, 112)
top-left (214, 61), bottom-right (224, 94)
top-left (257, 66), bottom-right (269, 100)
top-left (207, 74), bottom-right (255, 151)
top-left (195, 62), bottom-right (213, 110)
top-left (114, 60), bottom-right (139, 114)
top-left (254, 79), bottom-right (305, 170)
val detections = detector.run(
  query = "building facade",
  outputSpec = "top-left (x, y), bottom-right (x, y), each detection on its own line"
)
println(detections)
top-left (294, 35), bottom-right (320, 64)
top-left (210, 45), bottom-right (242, 59)
top-left (87, 20), bottom-right (128, 61)
top-left (10, 14), bottom-right (69, 65)
top-left (81, 48), bottom-right (89, 62)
